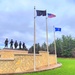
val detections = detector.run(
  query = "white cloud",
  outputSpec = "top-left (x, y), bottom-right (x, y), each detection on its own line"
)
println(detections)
top-left (0, 0), bottom-right (75, 48)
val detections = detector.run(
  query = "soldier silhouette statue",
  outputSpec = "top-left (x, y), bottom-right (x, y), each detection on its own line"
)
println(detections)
top-left (22, 42), bottom-right (27, 50)
top-left (4, 38), bottom-right (8, 48)
top-left (10, 39), bottom-right (14, 49)
top-left (14, 40), bottom-right (18, 49)
top-left (19, 41), bottom-right (22, 49)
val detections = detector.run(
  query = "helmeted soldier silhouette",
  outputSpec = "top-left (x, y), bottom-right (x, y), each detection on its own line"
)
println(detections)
top-left (4, 38), bottom-right (8, 48)
top-left (14, 40), bottom-right (18, 49)
top-left (10, 39), bottom-right (14, 49)
top-left (22, 42), bottom-right (26, 49)
top-left (19, 41), bottom-right (22, 49)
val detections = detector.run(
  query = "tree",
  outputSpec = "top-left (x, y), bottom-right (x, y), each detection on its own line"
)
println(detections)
top-left (40, 42), bottom-right (47, 51)
top-left (71, 48), bottom-right (75, 57)
top-left (61, 35), bottom-right (73, 57)
top-left (56, 38), bottom-right (62, 57)
top-left (49, 43), bottom-right (55, 54)
top-left (28, 43), bottom-right (40, 54)
top-left (49, 35), bottom-right (75, 57)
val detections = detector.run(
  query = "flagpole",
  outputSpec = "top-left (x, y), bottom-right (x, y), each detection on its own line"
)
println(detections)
top-left (46, 17), bottom-right (49, 66)
top-left (53, 26), bottom-right (57, 64)
top-left (34, 6), bottom-right (36, 71)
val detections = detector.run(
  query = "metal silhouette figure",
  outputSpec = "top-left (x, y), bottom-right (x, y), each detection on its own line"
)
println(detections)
top-left (22, 42), bottom-right (26, 49)
top-left (19, 41), bottom-right (22, 49)
top-left (4, 38), bottom-right (8, 48)
top-left (14, 40), bottom-right (18, 49)
top-left (10, 39), bottom-right (14, 49)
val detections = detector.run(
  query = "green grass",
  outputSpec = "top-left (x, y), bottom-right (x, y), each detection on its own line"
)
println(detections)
top-left (17, 58), bottom-right (75, 75)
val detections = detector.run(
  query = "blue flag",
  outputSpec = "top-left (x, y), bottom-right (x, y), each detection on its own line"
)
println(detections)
top-left (55, 27), bottom-right (61, 31)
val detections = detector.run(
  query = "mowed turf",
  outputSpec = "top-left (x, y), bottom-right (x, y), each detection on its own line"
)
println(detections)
top-left (17, 58), bottom-right (75, 75)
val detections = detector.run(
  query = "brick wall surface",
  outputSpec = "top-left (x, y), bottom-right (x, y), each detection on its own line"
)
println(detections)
top-left (0, 49), bottom-right (57, 74)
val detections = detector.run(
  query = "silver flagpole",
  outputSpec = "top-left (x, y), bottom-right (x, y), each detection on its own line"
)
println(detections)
top-left (34, 6), bottom-right (36, 71)
top-left (53, 26), bottom-right (57, 64)
top-left (46, 17), bottom-right (49, 66)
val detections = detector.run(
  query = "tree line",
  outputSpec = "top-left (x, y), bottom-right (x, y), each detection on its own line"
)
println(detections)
top-left (29, 35), bottom-right (75, 57)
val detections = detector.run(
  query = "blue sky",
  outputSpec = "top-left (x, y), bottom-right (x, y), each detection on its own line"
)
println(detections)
top-left (0, 0), bottom-right (75, 48)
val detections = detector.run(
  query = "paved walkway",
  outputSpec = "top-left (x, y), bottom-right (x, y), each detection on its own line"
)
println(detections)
top-left (1, 63), bottom-right (62, 75)
top-left (27, 63), bottom-right (62, 73)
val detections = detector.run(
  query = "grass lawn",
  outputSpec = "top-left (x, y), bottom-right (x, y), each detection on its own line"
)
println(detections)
top-left (17, 58), bottom-right (75, 75)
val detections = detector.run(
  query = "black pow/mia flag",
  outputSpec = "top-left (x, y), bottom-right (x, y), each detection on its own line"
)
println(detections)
top-left (36, 10), bottom-right (46, 16)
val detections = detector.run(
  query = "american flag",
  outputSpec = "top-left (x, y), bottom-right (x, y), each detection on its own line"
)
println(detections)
top-left (48, 13), bottom-right (56, 18)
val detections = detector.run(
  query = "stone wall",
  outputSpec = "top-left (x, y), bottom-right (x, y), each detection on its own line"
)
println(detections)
top-left (0, 49), bottom-right (57, 74)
